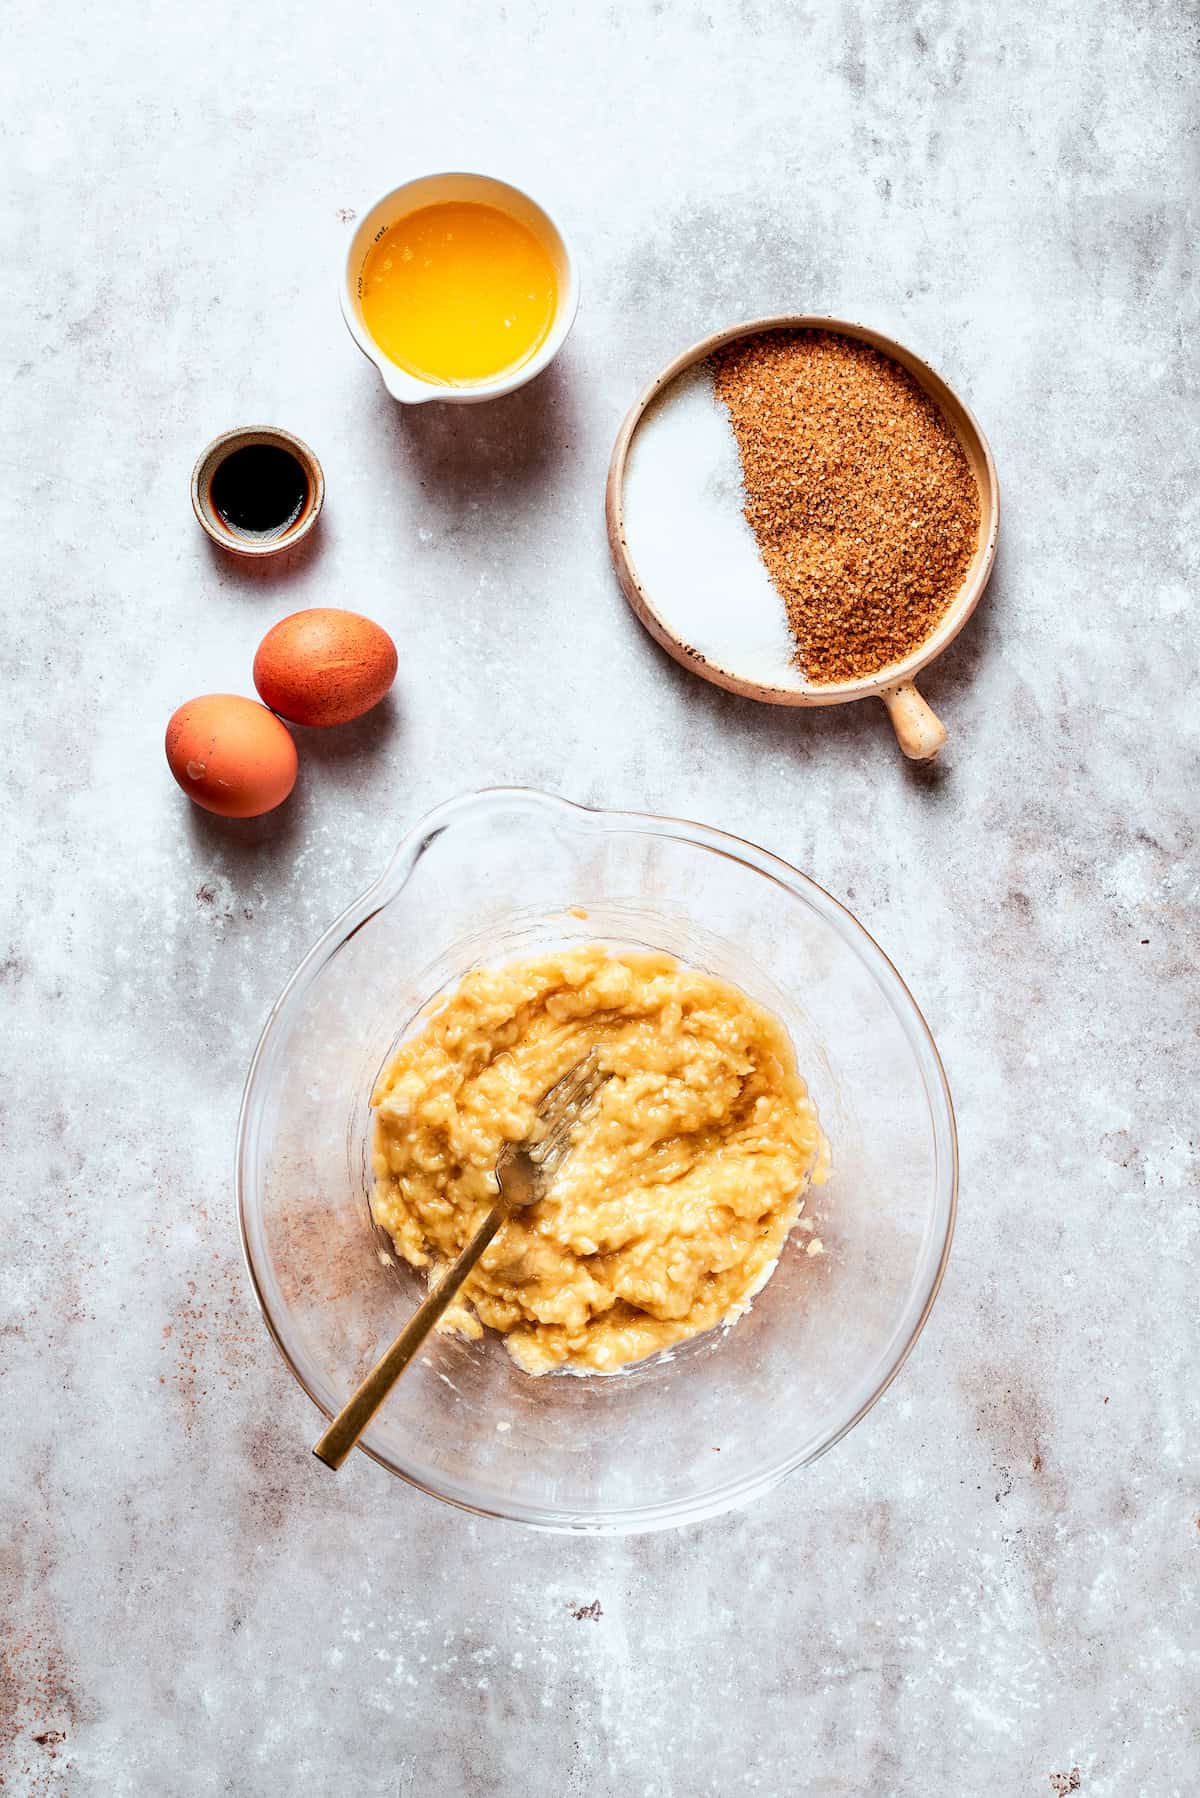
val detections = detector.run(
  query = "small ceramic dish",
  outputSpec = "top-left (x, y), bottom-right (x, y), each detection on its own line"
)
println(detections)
top-left (607, 316), bottom-right (999, 761)
top-left (340, 172), bottom-right (580, 405)
top-left (191, 426), bottom-right (324, 559)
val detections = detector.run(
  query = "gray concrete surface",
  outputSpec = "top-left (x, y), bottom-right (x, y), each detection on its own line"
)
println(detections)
top-left (3, 1), bottom-right (1197, 1793)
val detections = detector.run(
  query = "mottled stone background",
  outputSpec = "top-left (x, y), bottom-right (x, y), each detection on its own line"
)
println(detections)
top-left (3, 1), bottom-right (1196, 1793)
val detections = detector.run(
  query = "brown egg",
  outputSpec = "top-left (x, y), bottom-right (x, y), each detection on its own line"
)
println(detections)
top-left (253, 607), bottom-right (398, 728)
top-left (165, 694), bottom-right (298, 818)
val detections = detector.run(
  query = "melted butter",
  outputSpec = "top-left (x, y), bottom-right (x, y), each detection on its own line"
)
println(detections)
top-left (360, 200), bottom-right (558, 387)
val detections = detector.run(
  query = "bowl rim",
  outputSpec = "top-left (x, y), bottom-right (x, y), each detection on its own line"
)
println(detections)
top-left (236, 787), bottom-right (958, 1532)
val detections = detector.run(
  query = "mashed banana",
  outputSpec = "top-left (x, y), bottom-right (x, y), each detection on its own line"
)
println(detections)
top-left (371, 946), bottom-right (828, 1373)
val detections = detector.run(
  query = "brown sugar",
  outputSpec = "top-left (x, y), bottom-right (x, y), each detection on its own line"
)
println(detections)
top-left (710, 330), bottom-right (980, 684)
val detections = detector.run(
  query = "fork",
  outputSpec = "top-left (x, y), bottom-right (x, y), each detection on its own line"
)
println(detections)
top-left (312, 1049), bottom-right (608, 1470)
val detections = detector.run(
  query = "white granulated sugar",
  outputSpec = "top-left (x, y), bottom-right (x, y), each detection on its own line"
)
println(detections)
top-left (620, 362), bottom-right (805, 691)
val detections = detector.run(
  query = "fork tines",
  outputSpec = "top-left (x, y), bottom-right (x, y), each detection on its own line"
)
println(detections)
top-left (529, 1049), bottom-right (607, 1173)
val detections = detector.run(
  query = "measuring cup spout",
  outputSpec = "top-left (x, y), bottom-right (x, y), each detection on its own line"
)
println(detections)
top-left (377, 362), bottom-right (437, 405)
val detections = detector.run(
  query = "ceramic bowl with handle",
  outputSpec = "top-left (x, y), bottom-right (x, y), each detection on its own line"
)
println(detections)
top-left (607, 317), bottom-right (1000, 761)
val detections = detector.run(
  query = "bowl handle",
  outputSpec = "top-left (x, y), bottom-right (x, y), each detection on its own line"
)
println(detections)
top-left (880, 682), bottom-right (946, 762)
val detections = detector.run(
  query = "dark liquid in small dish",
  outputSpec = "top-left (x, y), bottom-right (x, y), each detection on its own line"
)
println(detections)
top-left (211, 445), bottom-right (308, 538)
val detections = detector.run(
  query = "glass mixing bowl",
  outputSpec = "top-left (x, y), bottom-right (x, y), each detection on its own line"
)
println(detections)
top-left (237, 789), bottom-right (956, 1532)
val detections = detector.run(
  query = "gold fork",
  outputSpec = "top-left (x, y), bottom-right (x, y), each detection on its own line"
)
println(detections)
top-left (312, 1049), bottom-right (608, 1470)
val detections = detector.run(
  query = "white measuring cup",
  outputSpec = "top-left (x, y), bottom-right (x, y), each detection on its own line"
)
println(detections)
top-left (340, 171), bottom-right (579, 406)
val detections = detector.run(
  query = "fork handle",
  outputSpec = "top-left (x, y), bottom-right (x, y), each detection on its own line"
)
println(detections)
top-left (312, 1205), bottom-right (504, 1471)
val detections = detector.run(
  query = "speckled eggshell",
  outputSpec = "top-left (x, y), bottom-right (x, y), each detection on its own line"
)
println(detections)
top-left (165, 694), bottom-right (298, 818)
top-left (253, 608), bottom-right (398, 728)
